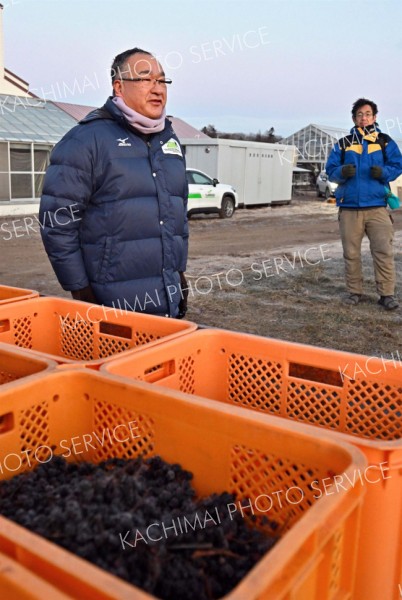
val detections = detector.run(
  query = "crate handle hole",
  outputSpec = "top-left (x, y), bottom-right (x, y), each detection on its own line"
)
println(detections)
top-left (0, 412), bottom-right (14, 434)
top-left (53, 394), bottom-right (59, 402)
top-left (289, 362), bottom-right (343, 387)
top-left (144, 360), bottom-right (175, 382)
top-left (99, 321), bottom-right (132, 339)
top-left (0, 320), bottom-right (10, 334)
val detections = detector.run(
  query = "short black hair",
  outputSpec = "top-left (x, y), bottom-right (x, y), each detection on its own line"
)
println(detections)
top-left (352, 98), bottom-right (378, 119)
top-left (111, 47), bottom-right (152, 83)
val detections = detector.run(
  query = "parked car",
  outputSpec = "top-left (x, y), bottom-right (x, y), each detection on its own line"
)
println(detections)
top-left (316, 171), bottom-right (338, 199)
top-left (186, 169), bottom-right (238, 218)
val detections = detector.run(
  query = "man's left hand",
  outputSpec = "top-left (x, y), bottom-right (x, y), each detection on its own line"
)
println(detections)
top-left (371, 166), bottom-right (383, 179)
top-left (178, 272), bottom-right (188, 318)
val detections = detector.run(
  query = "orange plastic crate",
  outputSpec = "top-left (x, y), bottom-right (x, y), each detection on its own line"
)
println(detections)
top-left (103, 328), bottom-right (402, 600)
top-left (0, 297), bottom-right (196, 368)
top-left (0, 284), bottom-right (38, 305)
top-left (0, 550), bottom-right (73, 600)
top-left (0, 370), bottom-right (365, 600)
top-left (0, 342), bottom-right (56, 390)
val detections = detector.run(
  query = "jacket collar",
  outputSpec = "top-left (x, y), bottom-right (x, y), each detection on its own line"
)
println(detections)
top-left (350, 124), bottom-right (381, 143)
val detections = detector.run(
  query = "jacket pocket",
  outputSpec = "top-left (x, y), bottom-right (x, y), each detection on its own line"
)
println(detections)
top-left (96, 236), bottom-right (113, 283)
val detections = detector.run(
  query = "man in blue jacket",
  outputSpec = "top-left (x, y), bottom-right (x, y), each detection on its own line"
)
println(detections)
top-left (326, 98), bottom-right (402, 310)
top-left (40, 48), bottom-right (189, 318)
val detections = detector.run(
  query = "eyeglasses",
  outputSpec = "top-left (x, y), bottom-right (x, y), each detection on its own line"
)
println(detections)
top-left (120, 77), bottom-right (172, 87)
top-left (356, 112), bottom-right (374, 118)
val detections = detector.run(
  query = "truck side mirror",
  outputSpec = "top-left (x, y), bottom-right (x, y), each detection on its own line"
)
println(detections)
top-left (212, 178), bottom-right (219, 186)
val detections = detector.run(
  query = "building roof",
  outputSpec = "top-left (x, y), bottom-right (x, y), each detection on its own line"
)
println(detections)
top-left (310, 124), bottom-right (349, 140)
top-left (166, 116), bottom-right (209, 139)
top-left (52, 101), bottom-right (96, 122)
top-left (0, 95), bottom-right (78, 143)
top-left (4, 67), bottom-right (30, 87)
top-left (53, 102), bottom-right (209, 139)
top-left (0, 95), bottom-right (208, 144)
top-left (282, 123), bottom-right (350, 145)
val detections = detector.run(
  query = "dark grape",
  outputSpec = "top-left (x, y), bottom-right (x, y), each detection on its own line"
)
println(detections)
top-left (0, 455), bottom-right (278, 599)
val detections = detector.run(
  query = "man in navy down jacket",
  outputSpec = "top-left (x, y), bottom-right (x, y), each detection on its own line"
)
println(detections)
top-left (326, 98), bottom-right (402, 310)
top-left (40, 48), bottom-right (189, 318)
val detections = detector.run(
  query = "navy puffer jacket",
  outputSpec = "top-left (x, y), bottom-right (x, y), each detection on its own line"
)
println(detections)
top-left (40, 97), bottom-right (188, 317)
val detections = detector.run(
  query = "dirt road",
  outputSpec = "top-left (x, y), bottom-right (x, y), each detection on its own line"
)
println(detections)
top-left (188, 199), bottom-right (341, 257)
top-left (1, 195), bottom-right (402, 356)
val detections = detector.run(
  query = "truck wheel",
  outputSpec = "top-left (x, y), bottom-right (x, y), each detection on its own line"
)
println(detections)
top-left (316, 186), bottom-right (322, 198)
top-left (219, 196), bottom-right (235, 218)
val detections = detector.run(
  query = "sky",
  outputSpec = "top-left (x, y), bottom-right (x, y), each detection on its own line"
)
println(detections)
top-left (2, 0), bottom-right (402, 138)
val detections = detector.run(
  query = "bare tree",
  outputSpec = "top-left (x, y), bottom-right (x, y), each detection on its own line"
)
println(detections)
top-left (201, 125), bottom-right (283, 143)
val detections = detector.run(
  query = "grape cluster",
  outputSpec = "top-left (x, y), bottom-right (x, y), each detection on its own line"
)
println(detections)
top-left (0, 456), bottom-right (278, 600)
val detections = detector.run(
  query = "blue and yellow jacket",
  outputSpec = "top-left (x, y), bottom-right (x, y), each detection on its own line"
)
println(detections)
top-left (326, 125), bottom-right (402, 208)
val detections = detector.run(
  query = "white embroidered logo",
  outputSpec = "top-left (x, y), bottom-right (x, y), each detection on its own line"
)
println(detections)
top-left (117, 137), bottom-right (132, 147)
